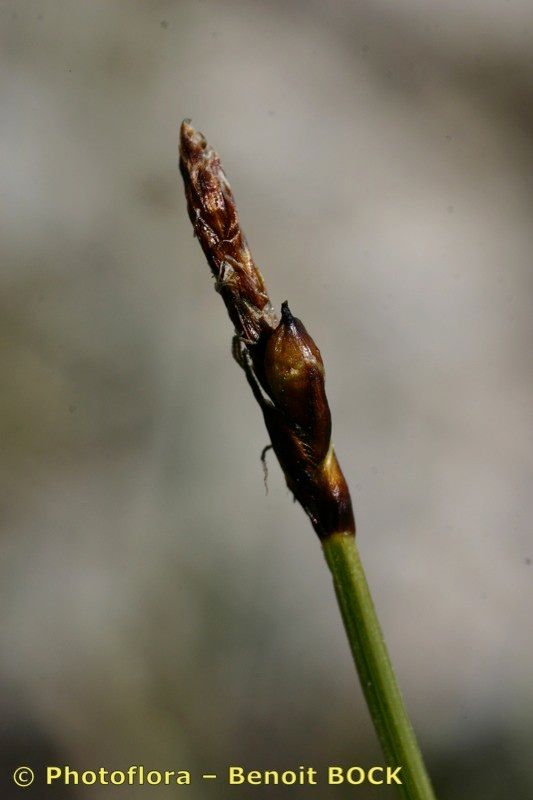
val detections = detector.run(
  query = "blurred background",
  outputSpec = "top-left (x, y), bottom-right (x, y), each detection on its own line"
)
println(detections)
top-left (1, 1), bottom-right (532, 797)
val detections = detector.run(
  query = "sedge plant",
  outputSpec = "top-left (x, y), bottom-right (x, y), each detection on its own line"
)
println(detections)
top-left (179, 121), bottom-right (437, 800)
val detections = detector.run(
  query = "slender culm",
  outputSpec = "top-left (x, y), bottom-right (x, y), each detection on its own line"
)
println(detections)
top-left (179, 121), bottom-right (437, 800)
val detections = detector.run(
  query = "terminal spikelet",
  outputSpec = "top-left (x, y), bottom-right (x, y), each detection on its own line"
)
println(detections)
top-left (179, 121), bottom-right (355, 540)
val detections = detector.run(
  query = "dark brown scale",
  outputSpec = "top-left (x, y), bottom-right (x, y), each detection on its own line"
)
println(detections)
top-left (179, 121), bottom-right (277, 345)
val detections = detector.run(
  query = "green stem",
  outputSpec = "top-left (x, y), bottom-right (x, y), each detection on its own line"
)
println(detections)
top-left (323, 533), bottom-right (436, 800)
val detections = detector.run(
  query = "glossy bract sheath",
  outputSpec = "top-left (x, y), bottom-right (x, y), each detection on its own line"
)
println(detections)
top-left (260, 304), bottom-right (355, 539)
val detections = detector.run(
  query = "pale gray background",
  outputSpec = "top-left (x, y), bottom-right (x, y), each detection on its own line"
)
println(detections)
top-left (1, 1), bottom-right (532, 798)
